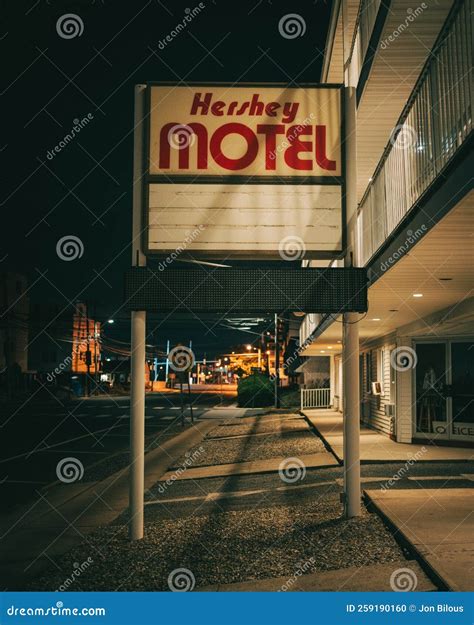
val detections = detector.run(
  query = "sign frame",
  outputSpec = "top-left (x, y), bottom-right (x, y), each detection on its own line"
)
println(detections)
top-left (139, 81), bottom-right (346, 260)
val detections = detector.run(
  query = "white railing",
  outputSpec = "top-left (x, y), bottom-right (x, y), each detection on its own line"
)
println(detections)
top-left (350, 0), bottom-right (382, 86)
top-left (357, 0), bottom-right (473, 266)
top-left (301, 388), bottom-right (331, 410)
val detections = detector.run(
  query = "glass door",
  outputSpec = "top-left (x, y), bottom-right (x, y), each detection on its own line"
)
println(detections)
top-left (414, 342), bottom-right (448, 437)
top-left (450, 341), bottom-right (474, 440)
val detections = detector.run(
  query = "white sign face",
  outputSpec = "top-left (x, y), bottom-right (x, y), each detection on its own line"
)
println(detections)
top-left (147, 184), bottom-right (342, 256)
top-left (144, 84), bottom-right (343, 259)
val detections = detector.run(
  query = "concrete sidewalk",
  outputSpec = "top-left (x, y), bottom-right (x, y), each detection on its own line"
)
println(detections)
top-left (0, 420), bottom-right (216, 588)
top-left (200, 561), bottom-right (436, 592)
top-left (161, 451), bottom-right (338, 481)
top-left (366, 489), bottom-right (474, 591)
top-left (304, 410), bottom-right (474, 463)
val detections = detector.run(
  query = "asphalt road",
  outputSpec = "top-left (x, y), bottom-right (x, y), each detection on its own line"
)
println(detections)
top-left (0, 389), bottom-right (234, 508)
top-left (2, 392), bottom-right (473, 513)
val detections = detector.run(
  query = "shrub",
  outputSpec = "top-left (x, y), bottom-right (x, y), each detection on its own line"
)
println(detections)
top-left (237, 373), bottom-right (274, 407)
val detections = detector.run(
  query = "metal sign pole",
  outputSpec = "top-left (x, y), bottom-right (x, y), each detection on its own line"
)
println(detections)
top-left (342, 0), bottom-right (361, 518)
top-left (274, 313), bottom-right (280, 409)
top-left (129, 84), bottom-right (147, 541)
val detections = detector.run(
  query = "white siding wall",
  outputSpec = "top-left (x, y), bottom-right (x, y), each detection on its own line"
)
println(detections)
top-left (361, 337), bottom-right (397, 438)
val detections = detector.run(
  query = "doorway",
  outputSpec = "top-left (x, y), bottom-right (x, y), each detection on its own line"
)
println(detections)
top-left (414, 339), bottom-right (474, 441)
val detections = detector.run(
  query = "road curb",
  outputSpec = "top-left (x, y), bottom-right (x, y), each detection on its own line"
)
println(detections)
top-left (0, 419), bottom-right (217, 589)
top-left (53, 420), bottom-right (218, 523)
top-left (300, 411), bottom-right (343, 464)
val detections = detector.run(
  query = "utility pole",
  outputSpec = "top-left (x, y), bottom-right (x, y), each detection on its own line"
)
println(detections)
top-left (129, 84), bottom-right (147, 541)
top-left (274, 313), bottom-right (280, 408)
top-left (165, 339), bottom-right (170, 386)
top-left (85, 302), bottom-right (90, 398)
top-left (342, 0), bottom-right (361, 518)
top-left (93, 302), bottom-right (98, 395)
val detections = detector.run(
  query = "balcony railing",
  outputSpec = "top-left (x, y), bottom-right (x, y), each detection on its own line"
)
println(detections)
top-left (350, 0), bottom-right (382, 84)
top-left (356, 0), bottom-right (473, 266)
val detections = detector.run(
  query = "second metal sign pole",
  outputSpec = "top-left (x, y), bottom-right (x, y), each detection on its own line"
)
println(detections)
top-left (274, 313), bottom-right (280, 409)
top-left (342, 0), bottom-right (361, 518)
top-left (130, 84), bottom-right (147, 541)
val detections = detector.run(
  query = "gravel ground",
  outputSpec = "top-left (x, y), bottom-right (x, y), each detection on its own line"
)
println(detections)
top-left (172, 431), bottom-right (326, 468)
top-left (26, 495), bottom-right (405, 591)
top-left (208, 418), bottom-right (308, 439)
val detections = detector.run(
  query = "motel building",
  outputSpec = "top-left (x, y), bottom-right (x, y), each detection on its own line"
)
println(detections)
top-left (299, 0), bottom-right (474, 445)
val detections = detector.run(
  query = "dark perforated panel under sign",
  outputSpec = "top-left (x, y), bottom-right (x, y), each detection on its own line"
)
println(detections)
top-left (123, 267), bottom-right (368, 313)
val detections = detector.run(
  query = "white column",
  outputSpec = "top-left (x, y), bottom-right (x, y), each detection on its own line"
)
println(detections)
top-left (342, 312), bottom-right (360, 517)
top-left (342, 0), bottom-right (361, 518)
top-left (396, 336), bottom-right (414, 443)
top-left (329, 354), bottom-right (335, 407)
top-left (129, 84), bottom-right (147, 540)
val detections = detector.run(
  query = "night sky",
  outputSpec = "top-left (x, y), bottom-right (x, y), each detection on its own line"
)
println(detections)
top-left (1, 0), bottom-right (331, 355)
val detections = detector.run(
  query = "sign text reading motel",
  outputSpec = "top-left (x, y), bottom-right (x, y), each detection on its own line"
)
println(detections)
top-left (155, 91), bottom-right (339, 175)
top-left (143, 83), bottom-right (344, 259)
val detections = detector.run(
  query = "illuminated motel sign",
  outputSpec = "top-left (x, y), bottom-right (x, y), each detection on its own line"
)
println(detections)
top-left (142, 83), bottom-right (344, 259)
